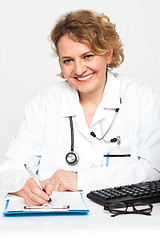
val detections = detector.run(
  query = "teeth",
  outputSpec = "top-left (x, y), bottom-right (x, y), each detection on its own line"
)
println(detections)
top-left (77, 73), bottom-right (93, 81)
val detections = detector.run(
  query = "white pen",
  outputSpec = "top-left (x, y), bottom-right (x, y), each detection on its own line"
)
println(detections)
top-left (24, 164), bottom-right (52, 202)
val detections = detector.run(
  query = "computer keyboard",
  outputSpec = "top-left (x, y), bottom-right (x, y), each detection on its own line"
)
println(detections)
top-left (87, 180), bottom-right (160, 206)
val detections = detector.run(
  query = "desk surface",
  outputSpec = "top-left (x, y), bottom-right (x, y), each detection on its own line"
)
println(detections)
top-left (0, 193), bottom-right (160, 239)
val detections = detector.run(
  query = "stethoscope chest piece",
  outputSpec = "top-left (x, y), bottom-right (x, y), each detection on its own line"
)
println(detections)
top-left (65, 151), bottom-right (79, 166)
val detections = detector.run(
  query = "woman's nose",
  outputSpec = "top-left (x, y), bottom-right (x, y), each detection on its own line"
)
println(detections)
top-left (73, 60), bottom-right (87, 76)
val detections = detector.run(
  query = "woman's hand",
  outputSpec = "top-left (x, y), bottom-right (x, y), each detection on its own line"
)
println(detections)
top-left (50, 169), bottom-right (78, 192)
top-left (13, 169), bottom-right (78, 205)
top-left (13, 178), bottom-right (54, 206)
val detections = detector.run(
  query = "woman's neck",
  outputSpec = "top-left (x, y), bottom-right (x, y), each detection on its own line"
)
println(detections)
top-left (79, 79), bottom-right (107, 127)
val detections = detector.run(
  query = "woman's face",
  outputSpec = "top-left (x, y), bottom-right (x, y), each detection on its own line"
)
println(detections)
top-left (58, 35), bottom-right (113, 97)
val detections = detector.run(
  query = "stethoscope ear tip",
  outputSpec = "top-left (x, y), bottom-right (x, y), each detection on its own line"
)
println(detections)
top-left (90, 132), bottom-right (96, 137)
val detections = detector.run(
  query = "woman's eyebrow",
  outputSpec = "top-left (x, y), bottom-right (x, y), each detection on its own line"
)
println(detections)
top-left (81, 51), bottom-right (93, 57)
top-left (61, 56), bottom-right (72, 60)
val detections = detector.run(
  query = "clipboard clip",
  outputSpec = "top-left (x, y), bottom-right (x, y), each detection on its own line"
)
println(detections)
top-left (24, 204), bottom-right (70, 211)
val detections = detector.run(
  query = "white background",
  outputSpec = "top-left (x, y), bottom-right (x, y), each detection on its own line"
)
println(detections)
top-left (0, 0), bottom-right (160, 162)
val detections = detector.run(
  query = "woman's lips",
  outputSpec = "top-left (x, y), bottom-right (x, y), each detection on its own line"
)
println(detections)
top-left (76, 73), bottom-right (94, 82)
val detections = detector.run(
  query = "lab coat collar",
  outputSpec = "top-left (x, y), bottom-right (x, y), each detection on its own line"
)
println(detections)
top-left (59, 81), bottom-right (80, 117)
top-left (102, 70), bottom-right (121, 110)
top-left (59, 71), bottom-right (121, 118)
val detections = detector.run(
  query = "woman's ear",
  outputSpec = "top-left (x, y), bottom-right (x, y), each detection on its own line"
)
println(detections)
top-left (106, 49), bottom-right (113, 64)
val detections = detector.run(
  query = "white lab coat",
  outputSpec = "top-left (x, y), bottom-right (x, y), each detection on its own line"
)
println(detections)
top-left (0, 71), bottom-right (160, 196)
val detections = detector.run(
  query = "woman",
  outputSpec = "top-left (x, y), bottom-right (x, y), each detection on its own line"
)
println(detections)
top-left (0, 10), bottom-right (160, 206)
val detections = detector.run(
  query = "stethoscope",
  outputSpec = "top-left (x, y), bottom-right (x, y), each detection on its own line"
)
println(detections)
top-left (65, 107), bottom-right (121, 166)
top-left (65, 116), bottom-right (79, 166)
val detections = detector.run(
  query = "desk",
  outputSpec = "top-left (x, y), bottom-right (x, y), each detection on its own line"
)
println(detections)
top-left (0, 193), bottom-right (160, 239)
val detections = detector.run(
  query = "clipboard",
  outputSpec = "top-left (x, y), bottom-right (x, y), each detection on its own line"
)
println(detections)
top-left (3, 192), bottom-right (89, 216)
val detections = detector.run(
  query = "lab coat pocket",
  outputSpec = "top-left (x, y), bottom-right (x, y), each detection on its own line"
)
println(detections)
top-left (103, 137), bottom-right (138, 167)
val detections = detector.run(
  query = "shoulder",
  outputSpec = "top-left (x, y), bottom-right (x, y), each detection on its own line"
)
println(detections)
top-left (42, 80), bottom-right (73, 99)
top-left (114, 72), bottom-right (159, 103)
top-left (27, 80), bottom-right (74, 106)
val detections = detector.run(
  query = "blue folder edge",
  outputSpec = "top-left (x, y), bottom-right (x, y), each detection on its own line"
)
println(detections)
top-left (3, 193), bottom-right (89, 216)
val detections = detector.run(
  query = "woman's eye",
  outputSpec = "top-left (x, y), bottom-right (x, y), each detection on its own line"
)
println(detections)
top-left (84, 54), bottom-right (94, 59)
top-left (63, 59), bottom-right (72, 64)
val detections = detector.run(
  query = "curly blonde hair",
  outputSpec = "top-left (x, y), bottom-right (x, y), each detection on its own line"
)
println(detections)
top-left (50, 10), bottom-right (124, 78)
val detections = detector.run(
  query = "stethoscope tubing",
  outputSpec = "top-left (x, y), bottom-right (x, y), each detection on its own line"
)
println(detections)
top-left (65, 116), bottom-right (79, 166)
top-left (69, 116), bottom-right (74, 152)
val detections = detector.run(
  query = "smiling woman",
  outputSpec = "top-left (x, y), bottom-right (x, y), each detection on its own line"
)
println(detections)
top-left (0, 9), bottom-right (160, 206)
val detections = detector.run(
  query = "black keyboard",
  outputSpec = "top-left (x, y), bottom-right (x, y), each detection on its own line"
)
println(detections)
top-left (87, 180), bottom-right (160, 206)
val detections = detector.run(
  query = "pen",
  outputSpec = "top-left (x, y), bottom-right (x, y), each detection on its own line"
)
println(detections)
top-left (24, 164), bottom-right (52, 202)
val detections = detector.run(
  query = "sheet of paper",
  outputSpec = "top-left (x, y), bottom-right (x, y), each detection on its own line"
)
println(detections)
top-left (50, 192), bottom-right (87, 210)
top-left (5, 192), bottom-right (88, 212)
